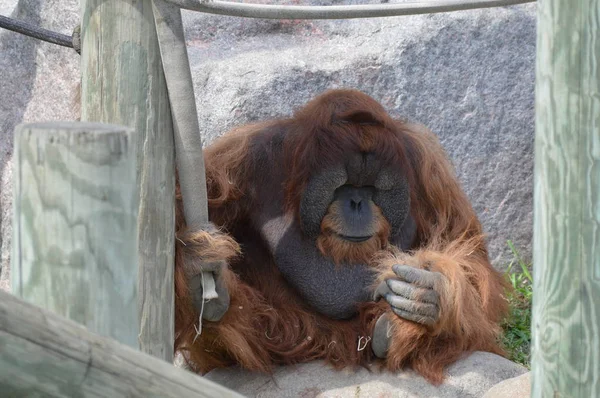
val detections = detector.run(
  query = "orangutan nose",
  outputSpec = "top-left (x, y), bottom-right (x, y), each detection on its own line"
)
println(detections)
top-left (350, 197), bottom-right (363, 212)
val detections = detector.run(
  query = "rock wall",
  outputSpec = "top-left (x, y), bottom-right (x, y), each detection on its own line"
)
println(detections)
top-left (0, 0), bottom-right (536, 291)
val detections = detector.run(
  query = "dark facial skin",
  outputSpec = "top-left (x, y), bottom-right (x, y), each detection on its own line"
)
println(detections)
top-left (331, 185), bottom-right (378, 242)
top-left (299, 152), bottom-right (411, 240)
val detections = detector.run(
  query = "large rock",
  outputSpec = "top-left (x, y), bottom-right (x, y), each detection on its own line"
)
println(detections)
top-left (0, 2), bottom-right (535, 282)
top-left (204, 352), bottom-right (528, 398)
top-left (181, 1), bottom-right (536, 268)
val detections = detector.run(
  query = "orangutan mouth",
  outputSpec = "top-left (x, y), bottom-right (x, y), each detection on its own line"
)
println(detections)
top-left (337, 234), bottom-right (373, 243)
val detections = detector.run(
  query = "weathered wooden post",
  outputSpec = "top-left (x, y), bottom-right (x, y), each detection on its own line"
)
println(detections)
top-left (79, 0), bottom-right (176, 361)
top-left (0, 290), bottom-right (245, 397)
top-left (531, 0), bottom-right (600, 396)
top-left (11, 122), bottom-right (139, 347)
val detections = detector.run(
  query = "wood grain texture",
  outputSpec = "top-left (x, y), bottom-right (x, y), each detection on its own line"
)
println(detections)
top-left (80, 0), bottom-right (176, 361)
top-left (0, 289), bottom-right (245, 398)
top-left (11, 122), bottom-right (139, 348)
top-left (532, 0), bottom-right (600, 396)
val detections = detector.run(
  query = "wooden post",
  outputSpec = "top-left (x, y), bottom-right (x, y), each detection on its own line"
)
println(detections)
top-left (531, 0), bottom-right (600, 396)
top-left (11, 122), bottom-right (139, 348)
top-left (0, 289), bottom-right (244, 398)
top-left (79, 0), bottom-right (176, 361)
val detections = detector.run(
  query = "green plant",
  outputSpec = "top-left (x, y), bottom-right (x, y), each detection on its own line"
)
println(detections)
top-left (500, 240), bottom-right (533, 368)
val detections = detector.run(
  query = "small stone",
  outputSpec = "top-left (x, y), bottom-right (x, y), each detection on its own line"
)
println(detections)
top-left (482, 371), bottom-right (531, 398)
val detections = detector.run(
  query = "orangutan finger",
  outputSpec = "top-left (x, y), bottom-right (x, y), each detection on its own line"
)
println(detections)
top-left (392, 264), bottom-right (441, 289)
top-left (373, 280), bottom-right (392, 301)
top-left (390, 307), bottom-right (437, 326)
top-left (372, 314), bottom-right (393, 359)
top-left (384, 293), bottom-right (439, 319)
top-left (386, 278), bottom-right (439, 305)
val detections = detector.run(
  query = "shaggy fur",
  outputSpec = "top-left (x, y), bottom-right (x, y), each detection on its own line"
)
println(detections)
top-left (173, 89), bottom-right (509, 384)
top-left (317, 202), bottom-right (391, 265)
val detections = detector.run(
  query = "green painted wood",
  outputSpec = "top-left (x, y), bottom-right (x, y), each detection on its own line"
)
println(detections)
top-left (0, 289), bottom-right (245, 398)
top-left (531, 0), bottom-right (600, 396)
top-left (80, 0), bottom-right (176, 361)
top-left (11, 122), bottom-right (139, 348)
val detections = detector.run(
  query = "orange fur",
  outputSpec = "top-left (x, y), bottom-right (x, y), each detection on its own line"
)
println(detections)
top-left (371, 235), bottom-right (508, 384)
top-left (317, 202), bottom-right (391, 265)
top-left (175, 241), bottom-right (380, 374)
top-left (173, 89), bottom-right (510, 384)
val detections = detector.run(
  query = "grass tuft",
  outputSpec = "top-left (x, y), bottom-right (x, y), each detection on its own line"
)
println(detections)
top-left (500, 240), bottom-right (533, 368)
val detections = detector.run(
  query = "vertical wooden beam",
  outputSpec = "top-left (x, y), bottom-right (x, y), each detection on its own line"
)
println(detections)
top-left (11, 122), bottom-right (139, 348)
top-left (532, 0), bottom-right (600, 396)
top-left (79, 0), bottom-right (176, 361)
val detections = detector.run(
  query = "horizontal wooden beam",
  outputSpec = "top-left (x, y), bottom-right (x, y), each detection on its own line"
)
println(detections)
top-left (0, 289), bottom-right (244, 398)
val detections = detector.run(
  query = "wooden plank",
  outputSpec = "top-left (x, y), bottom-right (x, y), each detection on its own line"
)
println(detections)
top-left (531, 0), bottom-right (600, 396)
top-left (11, 122), bottom-right (139, 348)
top-left (79, 0), bottom-right (176, 361)
top-left (0, 289), bottom-right (245, 398)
